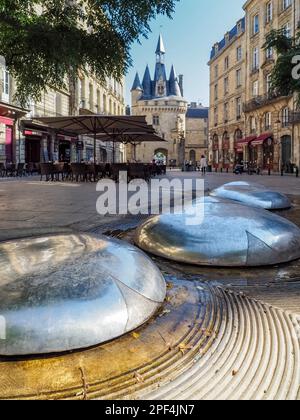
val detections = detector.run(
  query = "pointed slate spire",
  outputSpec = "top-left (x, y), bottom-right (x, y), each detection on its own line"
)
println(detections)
top-left (142, 65), bottom-right (152, 98)
top-left (131, 72), bottom-right (143, 91)
top-left (156, 34), bottom-right (166, 55)
top-left (169, 65), bottom-right (182, 97)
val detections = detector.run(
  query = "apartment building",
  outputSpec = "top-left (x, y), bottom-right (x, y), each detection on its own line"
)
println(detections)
top-left (243, 0), bottom-right (297, 172)
top-left (0, 57), bottom-right (126, 165)
top-left (208, 18), bottom-right (246, 170)
top-left (209, 0), bottom-right (300, 172)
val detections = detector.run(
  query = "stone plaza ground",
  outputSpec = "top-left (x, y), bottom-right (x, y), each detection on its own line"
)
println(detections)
top-left (1, 171), bottom-right (300, 314)
top-left (1, 171), bottom-right (300, 399)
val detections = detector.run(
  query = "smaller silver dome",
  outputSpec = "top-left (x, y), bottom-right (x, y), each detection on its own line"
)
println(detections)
top-left (135, 198), bottom-right (300, 267)
top-left (210, 181), bottom-right (291, 210)
top-left (0, 234), bottom-right (166, 356)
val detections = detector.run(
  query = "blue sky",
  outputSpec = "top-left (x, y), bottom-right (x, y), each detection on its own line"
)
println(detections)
top-left (126, 0), bottom-right (245, 106)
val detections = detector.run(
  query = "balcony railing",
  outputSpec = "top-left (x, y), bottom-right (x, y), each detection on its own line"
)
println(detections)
top-left (243, 93), bottom-right (282, 113)
top-left (285, 112), bottom-right (300, 126)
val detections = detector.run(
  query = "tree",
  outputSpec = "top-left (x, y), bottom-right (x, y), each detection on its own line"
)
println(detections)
top-left (0, 0), bottom-right (178, 106)
top-left (264, 29), bottom-right (300, 106)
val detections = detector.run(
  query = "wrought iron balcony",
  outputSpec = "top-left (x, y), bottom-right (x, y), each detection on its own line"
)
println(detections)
top-left (243, 93), bottom-right (282, 113)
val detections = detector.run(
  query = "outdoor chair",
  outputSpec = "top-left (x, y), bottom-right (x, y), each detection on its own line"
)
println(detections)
top-left (26, 163), bottom-right (35, 176)
top-left (16, 163), bottom-right (25, 177)
top-left (53, 163), bottom-right (66, 181)
top-left (6, 164), bottom-right (17, 177)
top-left (111, 164), bottom-right (129, 182)
top-left (40, 163), bottom-right (55, 182)
top-left (71, 163), bottom-right (87, 182)
top-left (128, 163), bottom-right (146, 181)
top-left (97, 164), bottom-right (107, 179)
top-left (0, 163), bottom-right (5, 177)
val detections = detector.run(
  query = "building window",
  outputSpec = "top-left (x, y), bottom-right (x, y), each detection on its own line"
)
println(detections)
top-left (266, 1), bottom-right (273, 23)
top-left (252, 47), bottom-right (259, 70)
top-left (253, 14), bottom-right (259, 35)
top-left (55, 93), bottom-right (62, 116)
top-left (282, 22), bottom-right (292, 38)
top-left (236, 97), bottom-right (242, 119)
top-left (236, 69), bottom-right (242, 87)
top-left (266, 73), bottom-right (272, 94)
top-left (250, 116), bottom-right (257, 133)
top-left (265, 112), bottom-right (272, 130)
top-left (224, 77), bottom-right (229, 95)
top-left (153, 115), bottom-right (160, 126)
top-left (252, 80), bottom-right (259, 97)
top-left (214, 65), bottom-right (219, 79)
top-left (237, 46), bottom-right (242, 62)
top-left (2, 67), bottom-right (9, 102)
top-left (224, 102), bottom-right (229, 122)
top-left (282, 107), bottom-right (290, 127)
top-left (224, 56), bottom-right (229, 71)
top-left (282, 0), bottom-right (292, 12)
top-left (266, 46), bottom-right (273, 60)
top-left (214, 84), bottom-right (218, 101)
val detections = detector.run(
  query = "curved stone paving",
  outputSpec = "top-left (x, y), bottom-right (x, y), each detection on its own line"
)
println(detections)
top-left (0, 281), bottom-right (298, 400)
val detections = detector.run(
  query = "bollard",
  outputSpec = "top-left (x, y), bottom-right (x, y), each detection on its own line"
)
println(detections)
top-left (296, 167), bottom-right (299, 178)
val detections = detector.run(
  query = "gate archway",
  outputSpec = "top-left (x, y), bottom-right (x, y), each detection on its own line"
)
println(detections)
top-left (154, 148), bottom-right (168, 165)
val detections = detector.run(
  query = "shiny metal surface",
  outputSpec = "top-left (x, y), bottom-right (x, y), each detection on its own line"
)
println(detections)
top-left (0, 234), bottom-right (166, 356)
top-left (210, 181), bottom-right (291, 210)
top-left (135, 197), bottom-right (300, 267)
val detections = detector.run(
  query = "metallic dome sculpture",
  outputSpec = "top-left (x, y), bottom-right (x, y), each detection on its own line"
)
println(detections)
top-left (0, 234), bottom-right (166, 357)
top-left (135, 198), bottom-right (300, 267)
top-left (210, 181), bottom-right (291, 210)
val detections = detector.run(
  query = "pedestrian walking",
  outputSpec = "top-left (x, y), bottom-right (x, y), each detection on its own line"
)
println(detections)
top-left (200, 155), bottom-right (208, 176)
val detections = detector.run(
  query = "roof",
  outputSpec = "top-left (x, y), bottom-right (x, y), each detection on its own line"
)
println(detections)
top-left (156, 34), bottom-right (166, 55)
top-left (186, 108), bottom-right (209, 119)
top-left (210, 17), bottom-right (245, 60)
top-left (131, 72), bottom-right (143, 91)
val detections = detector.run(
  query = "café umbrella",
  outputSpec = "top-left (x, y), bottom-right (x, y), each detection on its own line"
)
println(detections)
top-left (34, 115), bottom-right (156, 162)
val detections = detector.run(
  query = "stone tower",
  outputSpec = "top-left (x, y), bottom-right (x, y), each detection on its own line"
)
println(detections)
top-left (129, 35), bottom-right (188, 165)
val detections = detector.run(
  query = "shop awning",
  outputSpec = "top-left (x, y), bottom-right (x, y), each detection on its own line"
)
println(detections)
top-left (236, 136), bottom-right (257, 151)
top-left (251, 133), bottom-right (273, 147)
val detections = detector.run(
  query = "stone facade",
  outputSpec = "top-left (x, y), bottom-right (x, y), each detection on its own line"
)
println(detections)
top-left (208, 17), bottom-right (246, 171)
top-left (185, 105), bottom-right (209, 163)
top-left (129, 35), bottom-right (188, 166)
top-left (209, 0), bottom-right (300, 173)
top-left (0, 57), bottom-right (126, 164)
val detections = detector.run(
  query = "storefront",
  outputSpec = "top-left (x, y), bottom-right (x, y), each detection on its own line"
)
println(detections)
top-left (56, 135), bottom-right (75, 162)
top-left (236, 136), bottom-right (257, 165)
top-left (212, 134), bottom-right (219, 169)
top-left (0, 116), bottom-right (14, 163)
top-left (222, 133), bottom-right (230, 170)
top-left (250, 133), bottom-right (273, 170)
top-left (234, 129), bottom-right (244, 164)
top-left (24, 129), bottom-right (51, 163)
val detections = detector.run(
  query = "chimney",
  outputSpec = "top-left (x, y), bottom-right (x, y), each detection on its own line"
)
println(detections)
top-left (179, 75), bottom-right (184, 97)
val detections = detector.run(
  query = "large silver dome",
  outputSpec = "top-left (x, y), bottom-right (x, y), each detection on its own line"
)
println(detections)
top-left (0, 234), bottom-right (166, 357)
top-left (210, 181), bottom-right (291, 210)
top-left (135, 198), bottom-right (300, 267)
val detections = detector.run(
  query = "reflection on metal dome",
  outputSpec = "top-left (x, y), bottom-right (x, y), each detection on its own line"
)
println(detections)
top-left (135, 198), bottom-right (300, 267)
top-left (0, 234), bottom-right (166, 357)
top-left (210, 181), bottom-right (291, 210)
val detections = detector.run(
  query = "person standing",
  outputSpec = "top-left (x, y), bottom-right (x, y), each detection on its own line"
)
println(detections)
top-left (200, 155), bottom-right (208, 176)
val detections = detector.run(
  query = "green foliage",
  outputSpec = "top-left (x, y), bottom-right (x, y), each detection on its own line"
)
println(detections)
top-left (264, 29), bottom-right (300, 105)
top-left (0, 0), bottom-right (178, 106)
